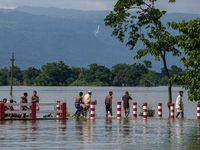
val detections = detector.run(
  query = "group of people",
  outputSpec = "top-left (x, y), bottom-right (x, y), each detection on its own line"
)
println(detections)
top-left (0, 91), bottom-right (39, 118)
top-left (73, 90), bottom-right (133, 118)
top-left (74, 90), bottom-right (184, 118)
top-left (73, 91), bottom-right (92, 117)
top-left (1, 89), bottom-right (184, 119)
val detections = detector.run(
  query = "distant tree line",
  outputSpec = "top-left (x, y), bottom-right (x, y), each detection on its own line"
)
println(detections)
top-left (0, 60), bottom-right (185, 86)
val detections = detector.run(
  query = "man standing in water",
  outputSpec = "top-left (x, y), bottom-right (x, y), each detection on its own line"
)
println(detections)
top-left (74, 92), bottom-right (83, 116)
top-left (84, 90), bottom-right (92, 117)
top-left (175, 91), bottom-right (184, 118)
top-left (122, 91), bottom-right (133, 117)
top-left (81, 103), bottom-right (89, 117)
top-left (105, 91), bottom-right (113, 117)
top-left (31, 91), bottom-right (39, 110)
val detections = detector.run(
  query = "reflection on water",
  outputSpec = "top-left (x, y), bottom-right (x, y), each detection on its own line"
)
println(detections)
top-left (30, 120), bottom-right (37, 148)
top-left (197, 121), bottom-right (200, 145)
top-left (0, 118), bottom-right (200, 149)
top-left (117, 119), bottom-right (121, 144)
top-left (176, 119), bottom-right (183, 150)
top-left (105, 119), bottom-right (112, 150)
top-left (1, 86), bottom-right (199, 148)
top-left (75, 121), bottom-right (83, 142)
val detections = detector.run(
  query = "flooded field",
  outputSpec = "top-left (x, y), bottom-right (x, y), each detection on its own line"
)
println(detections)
top-left (0, 118), bottom-right (200, 149)
top-left (0, 86), bottom-right (199, 149)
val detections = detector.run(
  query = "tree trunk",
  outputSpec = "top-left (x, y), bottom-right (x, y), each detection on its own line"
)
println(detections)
top-left (161, 52), bottom-right (172, 116)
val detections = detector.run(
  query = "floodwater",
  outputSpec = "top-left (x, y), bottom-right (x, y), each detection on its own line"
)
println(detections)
top-left (0, 86), bottom-right (200, 149)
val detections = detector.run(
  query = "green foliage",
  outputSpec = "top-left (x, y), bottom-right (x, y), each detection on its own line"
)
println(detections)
top-left (74, 115), bottom-right (87, 121)
top-left (140, 71), bottom-right (159, 86)
top-left (138, 104), bottom-right (155, 117)
top-left (143, 60), bottom-right (152, 68)
top-left (111, 63), bottom-right (148, 86)
top-left (0, 67), bottom-right (9, 85)
top-left (104, 0), bottom-right (181, 105)
top-left (40, 61), bottom-right (71, 86)
top-left (66, 67), bottom-right (82, 85)
top-left (9, 66), bottom-right (23, 83)
top-left (67, 113), bottom-right (71, 117)
top-left (168, 19), bottom-right (200, 101)
top-left (23, 67), bottom-right (41, 86)
top-left (79, 63), bottom-right (111, 85)
top-left (0, 61), bottom-right (185, 87)
top-left (43, 113), bottom-right (53, 118)
top-left (5, 113), bottom-right (30, 118)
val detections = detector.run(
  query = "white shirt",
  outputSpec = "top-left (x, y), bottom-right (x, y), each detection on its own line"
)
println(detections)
top-left (175, 95), bottom-right (184, 109)
top-left (84, 94), bottom-right (91, 104)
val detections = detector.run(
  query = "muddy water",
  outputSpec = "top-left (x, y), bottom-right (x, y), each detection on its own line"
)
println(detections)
top-left (0, 86), bottom-right (199, 149)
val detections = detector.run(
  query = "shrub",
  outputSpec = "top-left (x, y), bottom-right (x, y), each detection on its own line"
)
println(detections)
top-left (138, 103), bottom-right (155, 117)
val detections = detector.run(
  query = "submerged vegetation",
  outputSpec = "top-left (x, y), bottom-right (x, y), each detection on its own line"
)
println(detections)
top-left (0, 61), bottom-right (185, 86)
top-left (74, 115), bottom-right (87, 121)
top-left (138, 104), bottom-right (155, 117)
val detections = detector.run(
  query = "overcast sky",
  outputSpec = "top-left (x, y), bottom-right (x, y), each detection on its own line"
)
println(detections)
top-left (0, 0), bottom-right (199, 14)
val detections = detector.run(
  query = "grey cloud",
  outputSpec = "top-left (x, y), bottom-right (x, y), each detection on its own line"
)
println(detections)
top-left (0, 0), bottom-right (199, 14)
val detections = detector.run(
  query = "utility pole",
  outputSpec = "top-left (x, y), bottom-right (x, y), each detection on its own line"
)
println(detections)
top-left (10, 53), bottom-right (15, 96)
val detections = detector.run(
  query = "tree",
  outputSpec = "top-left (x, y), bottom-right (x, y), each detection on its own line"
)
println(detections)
top-left (168, 19), bottom-right (200, 101)
top-left (0, 67), bottom-right (9, 85)
top-left (23, 67), bottom-right (41, 85)
top-left (104, 0), bottom-right (180, 113)
top-left (41, 61), bottom-right (71, 85)
top-left (143, 60), bottom-right (152, 68)
top-left (111, 63), bottom-right (148, 86)
top-left (78, 63), bottom-right (111, 85)
top-left (9, 66), bottom-right (23, 84)
top-left (140, 71), bottom-right (159, 86)
top-left (66, 67), bottom-right (82, 85)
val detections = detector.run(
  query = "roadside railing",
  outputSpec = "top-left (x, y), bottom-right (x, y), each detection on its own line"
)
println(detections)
top-left (0, 102), bottom-right (67, 119)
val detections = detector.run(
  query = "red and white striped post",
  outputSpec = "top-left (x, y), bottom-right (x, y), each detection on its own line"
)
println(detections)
top-left (56, 101), bottom-right (60, 118)
top-left (133, 102), bottom-right (137, 117)
top-left (90, 101), bottom-right (95, 119)
top-left (170, 103), bottom-right (174, 119)
top-left (158, 103), bottom-right (162, 118)
top-left (108, 111), bottom-right (111, 117)
top-left (197, 104), bottom-right (200, 119)
top-left (117, 102), bottom-right (121, 119)
top-left (143, 103), bottom-right (147, 119)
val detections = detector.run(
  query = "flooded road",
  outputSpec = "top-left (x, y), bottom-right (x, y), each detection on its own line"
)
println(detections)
top-left (0, 118), bottom-right (200, 149)
top-left (0, 86), bottom-right (199, 149)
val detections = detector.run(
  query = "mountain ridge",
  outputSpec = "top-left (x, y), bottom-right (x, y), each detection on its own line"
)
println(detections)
top-left (0, 6), bottom-right (199, 71)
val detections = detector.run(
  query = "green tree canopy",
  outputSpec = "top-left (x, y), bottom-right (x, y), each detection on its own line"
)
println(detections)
top-left (41, 61), bottom-right (71, 85)
top-left (104, 0), bottom-right (180, 112)
top-left (0, 67), bottom-right (9, 85)
top-left (168, 18), bottom-right (200, 101)
top-left (143, 60), bottom-right (152, 68)
top-left (111, 63), bottom-right (148, 86)
top-left (9, 66), bottom-right (23, 83)
top-left (78, 63), bottom-right (111, 85)
top-left (23, 67), bottom-right (41, 86)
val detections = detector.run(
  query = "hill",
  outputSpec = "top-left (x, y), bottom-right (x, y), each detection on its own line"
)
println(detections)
top-left (0, 6), bottom-right (199, 71)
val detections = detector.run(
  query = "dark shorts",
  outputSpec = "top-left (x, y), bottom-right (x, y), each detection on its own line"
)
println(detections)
top-left (86, 104), bottom-right (90, 110)
top-left (106, 103), bottom-right (111, 111)
top-left (75, 102), bottom-right (80, 108)
top-left (75, 102), bottom-right (82, 116)
top-left (123, 107), bottom-right (129, 113)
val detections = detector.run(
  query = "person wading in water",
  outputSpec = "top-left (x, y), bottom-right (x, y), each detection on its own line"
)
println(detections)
top-left (74, 92), bottom-right (83, 117)
top-left (122, 91), bottom-right (133, 117)
top-left (105, 91), bottom-right (113, 117)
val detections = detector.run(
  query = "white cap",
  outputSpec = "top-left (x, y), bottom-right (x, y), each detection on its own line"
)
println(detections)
top-left (88, 90), bottom-right (92, 93)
